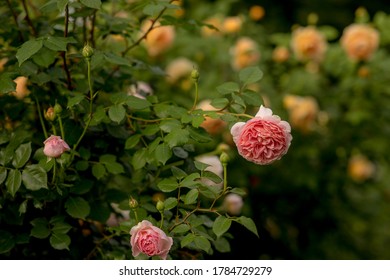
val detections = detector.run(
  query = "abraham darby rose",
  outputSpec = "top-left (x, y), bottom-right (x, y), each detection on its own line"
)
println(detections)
top-left (43, 135), bottom-right (70, 158)
top-left (130, 220), bottom-right (173, 260)
top-left (231, 106), bottom-right (292, 165)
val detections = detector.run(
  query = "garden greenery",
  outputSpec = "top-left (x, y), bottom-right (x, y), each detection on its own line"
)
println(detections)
top-left (1, 0), bottom-right (390, 260)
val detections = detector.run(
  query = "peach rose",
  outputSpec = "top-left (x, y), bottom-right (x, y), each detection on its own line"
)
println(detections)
top-left (272, 46), bottom-right (290, 63)
top-left (165, 57), bottom-right (195, 84)
top-left (130, 220), bottom-right (173, 260)
top-left (43, 135), bottom-right (70, 158)
top-left (231, 37), bottom-right (260, 70)
top-left (348, 154), bottom-right (375, 182)
top-left (340, 23), bottom-right (379, 61)
top-left (283, 94), bottom-right (319, 133)
top-left (201, 17), bottom-right (223, 37)
top-left (249, 5), bottom-right (265, 21)
top-left (11, 76), bottom-right (31, 100)
top-left (291, 26), bottom-right (327, 62)
top-left (142, 21), bottom-right (175, 57)
top-left (222, 16), bottom-right (242, 34)
top-left (231, 106), bottom-right (292, 165)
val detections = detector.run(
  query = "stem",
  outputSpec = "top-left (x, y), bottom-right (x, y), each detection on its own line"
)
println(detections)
top-left (61, 4), bottom-right (72, 90)
top-left (5, 0), bottom-right (24, 41)
top-left (190, 80), bottom-right (199, 112)
top-left (159, 212), bottom-right (164, 229)
top-left (34, 96), bottom-right (48, 139)
top-left (132, 209), bottom-right (139, 223)
top-left (51, 160), bottom-right (57, 185)
top-left (58, 116), bottom-right (65, 140)
top-left (21, 0), bottom-right (37, 36)
top-left (222, 162), bottom-right (227, 192)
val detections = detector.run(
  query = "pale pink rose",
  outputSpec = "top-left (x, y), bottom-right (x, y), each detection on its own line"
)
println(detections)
top-left (130, 220), bottom-right (173, 260)
top-left (43, 135), bottom-right (70, 158)
top-left (223, 193), bottom-right (243, 216)
top-left (340, 23), bottom-right (379, 61)
top-left (231, 106), bottom-right (292, 165)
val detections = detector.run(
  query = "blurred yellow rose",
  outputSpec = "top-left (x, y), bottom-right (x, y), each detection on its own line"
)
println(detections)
top-left (348, 154), bottom-right (375, 182)
top-left (249, 5), bottom-right (265, 21)
top-left (230, 37), bottom-right (260, 70)
top-left (291, 26), bottom-right (327, 62)
top-left (142, 21), bottom-right (175, 57)
top-left (222, 16), bottom-right (242, 34)
top-left (272, 46), bottom-right (290, 63)
top-left (340, 23), bottom-right (379, 61)
top-left (11, 76), bottom-right (31, 100)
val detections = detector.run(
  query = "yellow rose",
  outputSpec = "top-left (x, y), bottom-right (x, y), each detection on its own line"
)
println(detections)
top-left (291, 26), bottom-right (327, 62)
top-left (231, 37), bottom-right (260, 70)
top-left (348, 154), bottom-right (375, 182)
top-left (340, 23), bottom-right (379, 61)
top-left (142, 21), bottom-right (175, 57)
top-left (222, 16), bottom-right (242, 34)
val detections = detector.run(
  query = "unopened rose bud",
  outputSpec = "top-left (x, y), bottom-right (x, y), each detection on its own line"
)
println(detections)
top-left (45, 107), bottom-right (56, 121)
top-left (216, 143), bottom-right (230, 154)
top-left (82, 44), bottom-right (94, 59)
top-left (191, 68), bottom-right (200, 81)
top-left (220, 152), bottom-right (230, 165)
top-left (156, 200), bottom-right (165, 212)
top-left (129, 197), bottom-right (139, 209)
top-left (54, 104), bottom-right (62, 114)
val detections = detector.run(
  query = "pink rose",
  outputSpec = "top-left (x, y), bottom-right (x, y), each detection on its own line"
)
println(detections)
top-left (231, 106), bottom-right (292, 165)
top-left (43, 135), bottom-right (70, 158)
top-left (130, 220), bottom-right (173, 260)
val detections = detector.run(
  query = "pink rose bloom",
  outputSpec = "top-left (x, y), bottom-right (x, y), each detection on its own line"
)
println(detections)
top-left (43, 135), bottom-right (70, 158)
top-left (130, 220), bottom-right (173, 260)
top-left (231, 106), bottom-right (292, 165)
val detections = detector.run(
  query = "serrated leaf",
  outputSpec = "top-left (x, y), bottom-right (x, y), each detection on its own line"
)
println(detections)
top-left (125, 134), bottom-right (142, 149)
top-left (131, 148), bottom-right (147, 170)
top-left (108, 104), bottom-right (126, 123)
top-left (22, 165), bottom-right (48, 191)
top-left (214, 237), bottom-right (231, 253)
top-left (32, 47), bottom-right (57, 68)
top-left (67, 94), bottom-right (85, 108)
top-left (242, 90), bottom-right (263, 106)
top-left (155, 143), bottom-right (172, 165)
top-left (52, 222), bottom-right (72, 234)
top-left (165, 128), bottom-right (189, 148)
top-left (12, 142), bottom-right (32, 168)
top-left (194, 235), bottom-right (211, 253)
top-left (104, 52), bottom-right (131, 66)
top-left (187, 126), bottom-right (213, 143)
top-left (6, 169), bottom-right (22, 197)
top-left (203, 171), bottom-right (223, 184)
top-left (30, 218), bottom-right (51, 239)
top-left (216, 82), bottom-right (240, 95)
top-left (181, 233), bottom-right (195, 248)
top-left (171, 224), bottom-right (190, 234)
top-left (164, 197), bottom-right (178, 210)
top-left (0, 167), bottom-right (7, 185)
top-left (65, 197), bottom-right (90, 219)
top-left (50, 232), bottom-right (71, 250)
top-left (171, 166), bottom-right (187, 180)
top-left (92, 163), bottom-right (106, 179)
top-left (181, 173), bottom-right (200, 187)
top-left (239, 66), bottom-right (263, 85)
top-left (16, 39), bottom-right (43, 66)
top-left (210, 98), bottom-right (229, 109)
top-left (0, 230), bottom-right (15, 254)
top-left (44, 36), bottom-right (76, 51)
top-left (236, 216), bottom-right (259, 237)
top-left (183, 189), bottom-right (198, 204)
top-left (126, 96), bottom-right (152, 110)
top-left (157, 178), bottom-right (178, 192)
top-left (213, 216), bottom-right (232, 238)
top-left (80, 0), bottom-right (101, 9)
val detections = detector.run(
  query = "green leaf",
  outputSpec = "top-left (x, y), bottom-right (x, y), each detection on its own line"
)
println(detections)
top-left (143, 3), bottom-right (164, 16)
top-left (181, 233), bottom-right (195, 248)
top-left (188, 126), bottom-right (213, 143)
top-left (0, 75), bottom-right (16, 94)
top-left (242, 90), bottom-right (263, 106)
top-left (239, 66), bottom-right (263, 85)
top-left (164, 128), bottom-right (190, 148)
top-left (194, 235), bottom-right (211, 253)
top-left (125, 134), bottom-right (142, 149)
top-left (65, 197), bottom-right (90, 219)
top-left (104, 52), bottom-right (132, 66)
top-left (92, 163), bottom-right (106, 179)
top-left (155, 143), bottom-right (172, 165)
top-left (216, 82), bottom-right (240, 95)
top-left (131, 148), bottom-right (147, 170)
top-left (183, 189), bottom-right (198, 204)
top-left (210, 98), bottom-right (229, 109)
top-left (12, 142), bottom-right (32, 168)
top-left (126, 96), bottom-right (152, 110)
top-left (52, 222), bottom-right (72, 234)
top-left (44, 36), bottom-right (76, 51)
top-left (236, 216), bottom-right (259, 237)
top-left (194, 160), bottom-right (210, 171)
top-left (0, 230), bottom-right (15, 254)
top-left (157, 177), bottom-right (178, 192)
top-left (164, 197), bottom-right (178, 210)
top-left (32, 47), bottom-right (57, 68)
top-left (181, 173), bottom-right (200, 187)
top-left (214, 237), bottom-right (231, 253)
top-left (0, 167), bottom-right (7, 185)
top-left (108, 104), bottom-right (126, 123)
top-left (50, 232), bottom-right (71, 250)
top-left (30, 218), bottom-right (51, 239)
top-left (229, 188), bottom-right (247, 196)
top-left (57, 0), bottom-right (69, 12)
top-left (6, 169), bottom-right (22, 197)
top-left (202, 171), bottom-right (223, 184)
top-left (67, 94), bottom-right (85, 108)
top-left (80, 0), bottom-right (101, 9)
top-left (22, 165), bottom-right (48, 191)
top-left (212, 216), bottom-right (232, 238)
top-left (16, 39), bottom-right (43, 66)
top-left (171, 166), bottom-right (187, 180)
top-left (171, 224), bottom-right (190, 234)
